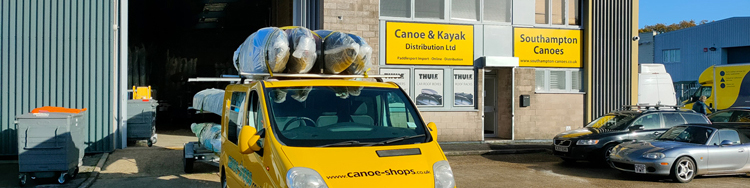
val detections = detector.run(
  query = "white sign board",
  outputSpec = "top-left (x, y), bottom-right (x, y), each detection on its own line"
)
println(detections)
top-left (414, 69), bottom-right (444, 106)
top-left (453, 69), bottom-right (475, 106)
top-left (379, 68), bottom-right (411, 96)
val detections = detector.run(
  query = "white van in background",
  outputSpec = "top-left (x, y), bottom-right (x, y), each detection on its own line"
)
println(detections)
top-left (638, 64), bottom-right (677, 106)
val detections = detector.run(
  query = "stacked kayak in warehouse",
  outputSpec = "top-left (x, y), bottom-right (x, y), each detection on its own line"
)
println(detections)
top-left (16, 107), bottom-right (88, 186)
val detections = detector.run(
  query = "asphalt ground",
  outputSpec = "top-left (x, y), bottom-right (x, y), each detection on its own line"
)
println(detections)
top-left (449, 152), bottom-right (749, 188)
top-left (0, 154), bottom-right (102, 188)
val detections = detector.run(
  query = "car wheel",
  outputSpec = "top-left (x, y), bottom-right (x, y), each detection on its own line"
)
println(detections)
top-left (599, 143), bottom-right (617, 163)
top-left (671, 157), bottom-right (696, 183)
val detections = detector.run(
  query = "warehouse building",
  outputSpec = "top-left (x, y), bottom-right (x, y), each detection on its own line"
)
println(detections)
top-left (643, 17), bottom-right (750, 82)
top-left (0, 0), bottom-right (638, 155)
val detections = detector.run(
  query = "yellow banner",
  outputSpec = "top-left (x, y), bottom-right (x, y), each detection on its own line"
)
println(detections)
top-left (385, 22), bottom-right (474, 66)
top-left (514, 28), bottom-right (583, 68)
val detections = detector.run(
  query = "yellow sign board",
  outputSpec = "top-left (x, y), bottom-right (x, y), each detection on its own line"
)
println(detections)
top-left (514, 28), bottom-right (582, 68)
top-left (386, 22), bottom-right (474, 66)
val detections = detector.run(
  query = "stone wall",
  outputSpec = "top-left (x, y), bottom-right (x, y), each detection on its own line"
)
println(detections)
top-left (513, 68), bottom-right (585, 140)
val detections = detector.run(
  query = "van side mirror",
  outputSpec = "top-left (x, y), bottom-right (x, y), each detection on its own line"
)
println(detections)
top-left (239, 126), bottom-right (261, 154)
top-left (720, 140), bottom-right (734, 146)
top-left (427, 122), bottom-right (438, 141)
top-left (690, 96), bottom-right (697, 102)
top-left (629, 125), bottom-right (644, 131)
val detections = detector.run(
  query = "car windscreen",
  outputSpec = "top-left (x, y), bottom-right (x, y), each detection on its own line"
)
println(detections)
top-left (264, 86), bottom-right (428, 147)
top-left (656, 126), bottom-right (714, 144)
top-left (585, 114), bottom-right (636, 130)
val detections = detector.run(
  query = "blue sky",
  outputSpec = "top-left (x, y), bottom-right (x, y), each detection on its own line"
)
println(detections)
top-left (640, 0), bottom-right (750, 28)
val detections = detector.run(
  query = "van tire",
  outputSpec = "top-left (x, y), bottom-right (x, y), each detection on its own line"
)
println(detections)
top-left (221, 167), bottom-right (227, 188)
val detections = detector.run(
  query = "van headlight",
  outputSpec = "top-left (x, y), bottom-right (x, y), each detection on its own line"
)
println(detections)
top-left (642, 152), bottom-right (665, 159)
top-left (286, 167), bottom-right (328, 188)
top-left (576, 140), bottom-right (599, 145)
top-left (433, 160), bottom-right (455, 188)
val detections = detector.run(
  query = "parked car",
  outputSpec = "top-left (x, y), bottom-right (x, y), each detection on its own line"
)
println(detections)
top-left (707, 107), bottom-right (750, 122)
top-left (608, 123), bottom-right (750, 183)
top-left (553, 105), bottom-right (711, 163)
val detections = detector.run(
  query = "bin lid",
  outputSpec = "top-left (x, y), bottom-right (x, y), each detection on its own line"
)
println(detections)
top-left (31, 106), bottom-right (87, 114)
top-left (17, 112), bottom-right (78, 119)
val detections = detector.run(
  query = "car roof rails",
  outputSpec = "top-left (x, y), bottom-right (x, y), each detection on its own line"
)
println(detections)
top-left (620, 103), bottom-right (683, 111)
top-left (188, 73), bottom-right (403, 83)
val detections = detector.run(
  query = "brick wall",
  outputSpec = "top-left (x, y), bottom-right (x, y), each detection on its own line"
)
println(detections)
top-left (323, 0), bottom-right (380, 72)
top-left (513, 68), bottom-right (585, 140)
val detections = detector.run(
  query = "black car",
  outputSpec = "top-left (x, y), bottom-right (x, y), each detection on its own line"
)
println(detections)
top-left (553, 106), bottom-right (711, 163)
top-left (707, 107), bottom-right (750, 123)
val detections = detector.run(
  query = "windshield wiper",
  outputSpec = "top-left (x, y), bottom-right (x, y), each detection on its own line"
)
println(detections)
top-left (318, 140), bottom-right (374, 147)
top-left (366, 134), bottom-right (427, 146)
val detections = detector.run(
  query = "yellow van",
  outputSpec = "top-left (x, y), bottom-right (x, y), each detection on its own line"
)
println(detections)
top-left (219, 78), bottom-right (455, 188)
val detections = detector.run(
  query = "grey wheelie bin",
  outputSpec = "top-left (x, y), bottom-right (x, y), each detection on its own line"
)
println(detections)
top-left (127, 99), bottom-right (158, 146)
top-left (16, 109), bottom-right (87, 186)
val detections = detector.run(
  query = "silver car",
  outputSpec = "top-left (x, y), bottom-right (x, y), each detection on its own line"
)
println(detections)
top-left (608, 124), bottom-right (750, 183)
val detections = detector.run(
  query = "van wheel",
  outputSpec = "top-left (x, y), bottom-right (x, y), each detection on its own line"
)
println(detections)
top-left (221, 167), bottom-right (227, 188)
top-left (671, 157), bottom-right (696, 183)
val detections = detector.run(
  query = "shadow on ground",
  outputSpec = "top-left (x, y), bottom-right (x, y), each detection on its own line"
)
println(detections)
top-left (479, 151), bottom-right (747, 183)
top-left (91, 131), bottom-right (219, 188)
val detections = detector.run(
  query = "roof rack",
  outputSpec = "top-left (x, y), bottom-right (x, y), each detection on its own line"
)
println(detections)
top-left (188, 73), bottom-right (403, 83)
top-left (619, 104), bottom-right (684, 111)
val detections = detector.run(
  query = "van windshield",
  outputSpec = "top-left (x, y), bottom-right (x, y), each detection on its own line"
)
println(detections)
top-left (264, 86), bottom-right (429, 147)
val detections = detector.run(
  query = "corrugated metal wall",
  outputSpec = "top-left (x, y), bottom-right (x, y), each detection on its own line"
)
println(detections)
top-left (589, 0), bottom-right (635, 119)
top-left (0, 0), bottom-right (116, 155)
top-left (654, 17), bottom-right (750, 82)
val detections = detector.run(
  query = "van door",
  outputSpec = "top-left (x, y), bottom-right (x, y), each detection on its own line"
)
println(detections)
top-left (242, 90), bottom-right (273, 187)
top-left (223, 91), bottom-right (253, 187)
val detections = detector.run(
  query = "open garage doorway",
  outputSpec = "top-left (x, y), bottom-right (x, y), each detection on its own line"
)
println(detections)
top-left (126, 0), bottom-right (293, 139)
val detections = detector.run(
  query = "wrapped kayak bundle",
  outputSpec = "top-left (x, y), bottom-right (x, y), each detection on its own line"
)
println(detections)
top-left (233, 27), bottom-right (290, 74)
top-left (314, 30), bottom-right (361, 74)
top-left (192, 88), bottom-right (225, 116)
top-left (190, 123), bottom-right (221, 154)
top-left (343, 34), bottom-right (372, 75)
top-left (283, 27), bottom-right (319, 73)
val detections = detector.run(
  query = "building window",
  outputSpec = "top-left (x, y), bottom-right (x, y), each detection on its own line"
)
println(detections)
top-left (663, 49), bottom-right (681, 63)
top-left (484, 0), bottom-right (512, 22)
top-left (536, 0), bottom-right (580, 26)
top-left (535, 68), bottom-right (583, 93)
top-left (535, 0), bottom-right (549, 24)
top-left (415, 0), bottom-right (445, 19)
top-left (381, 0), bottom-right (412, 18)
top-left (568, 0), bottom-right (580, 25)
top-left (451, 0), bottom-right (479, 21)
top-left (551, 0), bottom-right (564, 25)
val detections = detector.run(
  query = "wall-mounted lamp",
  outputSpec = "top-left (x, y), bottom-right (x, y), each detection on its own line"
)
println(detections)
top-left (709, 47), bottom-right (717, 51)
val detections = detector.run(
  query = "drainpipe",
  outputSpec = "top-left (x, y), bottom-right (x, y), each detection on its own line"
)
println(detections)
top-left (511, 67), bottom-right (516, 140)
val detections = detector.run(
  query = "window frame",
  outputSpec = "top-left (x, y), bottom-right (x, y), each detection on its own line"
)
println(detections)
top-left (380, 0), bottom-right (513, 24)
top-left (662, 49), bottom-right (681, 63)
top-left (534, 68), bottom-right (584, 94)
top-left (534, 0), bottom-right (582, 29)
top-left (631, 113), bottom-right (663, 129)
